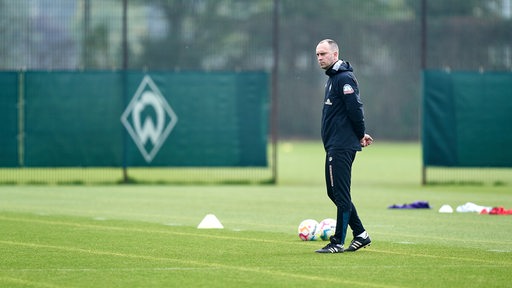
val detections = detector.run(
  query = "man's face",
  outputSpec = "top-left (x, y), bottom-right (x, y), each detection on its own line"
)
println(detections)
top-left (316, 42), bottom-right (337, 70)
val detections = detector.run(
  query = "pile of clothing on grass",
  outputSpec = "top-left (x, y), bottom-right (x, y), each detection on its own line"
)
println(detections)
top-left (454, 202), bottom-right (512, 215)
top-left (388, 201), bottom-right (512, 215)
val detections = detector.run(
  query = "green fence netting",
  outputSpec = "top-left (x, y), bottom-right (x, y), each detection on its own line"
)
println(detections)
top-left (422, 70), bottom-right (512, 168)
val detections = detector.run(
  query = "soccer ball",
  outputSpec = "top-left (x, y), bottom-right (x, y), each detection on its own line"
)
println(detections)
top-left (297, 219), bottom-right (321, 241)
top-left (318, 218), bottom-right (337, 241)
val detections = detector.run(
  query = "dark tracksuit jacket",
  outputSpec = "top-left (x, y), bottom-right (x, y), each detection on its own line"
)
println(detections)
top-left (321, 60), bottom-right (365, 152)
top-left (321, 60), bottom-right (367, 239)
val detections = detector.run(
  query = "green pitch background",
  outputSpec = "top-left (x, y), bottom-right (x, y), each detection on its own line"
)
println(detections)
top-left (1, 142), bottom-right (511, 287)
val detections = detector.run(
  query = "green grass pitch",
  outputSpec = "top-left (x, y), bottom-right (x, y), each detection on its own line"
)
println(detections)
top-left (1, 142), bottom-right (511, 287)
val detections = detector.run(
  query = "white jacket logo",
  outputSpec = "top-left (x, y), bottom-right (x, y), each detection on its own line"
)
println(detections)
top-left (121, 75), bottom-right (178, 163)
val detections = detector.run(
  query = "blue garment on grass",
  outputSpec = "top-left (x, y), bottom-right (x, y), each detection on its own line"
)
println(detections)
top-left (388, 201), bottom-right (431, 209)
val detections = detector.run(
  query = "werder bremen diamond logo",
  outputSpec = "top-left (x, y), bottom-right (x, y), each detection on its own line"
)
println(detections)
top-left (121, 75), bottom-right (178, 163)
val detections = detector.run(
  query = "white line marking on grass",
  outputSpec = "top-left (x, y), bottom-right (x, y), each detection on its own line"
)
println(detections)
top-left (374, 230), bottom-right (512, 246)
top-left (0, 215), bottom-right (299, 246)
top-left (2, 205), bottom-right (198, 223)
top-left (488, 249), bottom-right (510, 253)
top-left (0, 276), bottom-right (64, 288)
top-left (1, 267), bottom-right (214, 272)
top-left (0, 240), bottom-right (399, 288)
top-left (395, 241), bottom-right (415, 245)
top-left (367, 248), bottom-right (512, 265)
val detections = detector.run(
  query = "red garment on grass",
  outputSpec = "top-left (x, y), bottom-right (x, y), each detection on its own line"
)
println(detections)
top-left (487, 207), bottom-right (512, 215)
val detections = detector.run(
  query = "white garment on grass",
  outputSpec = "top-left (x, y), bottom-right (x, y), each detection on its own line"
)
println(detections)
top-left (455, 202), bottom-right (492, 213)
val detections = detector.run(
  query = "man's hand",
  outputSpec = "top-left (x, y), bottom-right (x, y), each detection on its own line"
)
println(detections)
top-left (360, 134), bottom-right (373, 147)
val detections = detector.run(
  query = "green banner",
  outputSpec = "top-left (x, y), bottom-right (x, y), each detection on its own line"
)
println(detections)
top-left (24, 71), bottom-right (123, 166)
top-left (0, 72), bottom-right (19, 167)
top-left (121, 72), bottom-right (268, 166)
top-left (14, 71), bottom-right (268, 167)
top-left (422, 71), bottom-right (512, 167)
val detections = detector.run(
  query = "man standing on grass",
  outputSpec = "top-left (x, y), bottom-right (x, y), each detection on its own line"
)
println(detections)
top-left (314, 39), bottom-right (373, 254)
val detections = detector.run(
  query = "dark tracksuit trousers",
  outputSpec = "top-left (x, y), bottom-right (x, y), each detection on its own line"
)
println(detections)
top-left (325, 149), bottom-right (365, 245)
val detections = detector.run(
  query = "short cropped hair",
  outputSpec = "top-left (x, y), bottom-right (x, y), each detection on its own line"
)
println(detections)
top-left (318, 39), bottom-right (339, 53)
